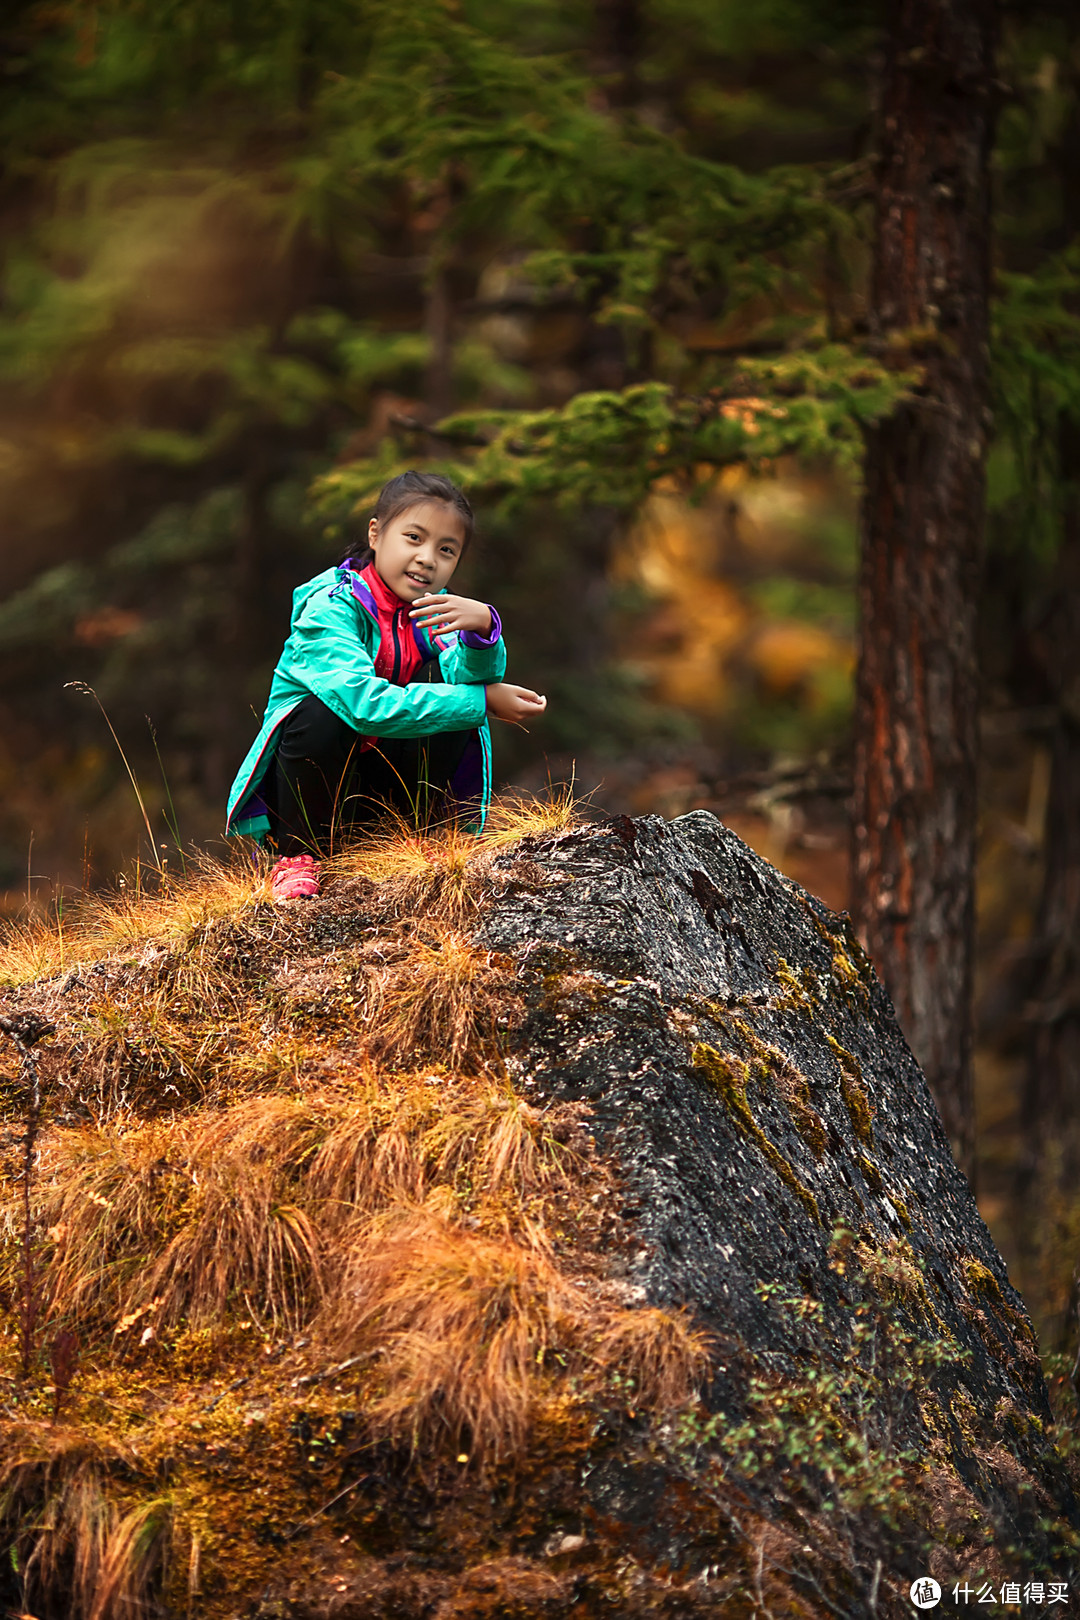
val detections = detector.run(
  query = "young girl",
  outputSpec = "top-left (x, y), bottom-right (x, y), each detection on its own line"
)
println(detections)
top-left (225, 470), bottom-right (546, 900)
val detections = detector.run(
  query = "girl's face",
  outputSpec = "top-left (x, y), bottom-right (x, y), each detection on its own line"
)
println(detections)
top-left (368, 500), bottom-right (466, 602)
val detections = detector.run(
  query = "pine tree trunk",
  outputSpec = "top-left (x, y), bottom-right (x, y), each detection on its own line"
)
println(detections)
top-left (853, 0), bottom-right (998, 1181)
top-left (592, 0), bottom-right (641, 108)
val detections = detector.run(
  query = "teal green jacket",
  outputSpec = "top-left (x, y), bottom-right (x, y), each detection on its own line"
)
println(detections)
top-left (225, 562), bottom-right (506, 839)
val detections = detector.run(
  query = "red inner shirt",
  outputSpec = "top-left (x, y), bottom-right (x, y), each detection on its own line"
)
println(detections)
top-left (360, 561), bottom-right (426, 685)
top-left (355, 561), bottom-right (429, 750)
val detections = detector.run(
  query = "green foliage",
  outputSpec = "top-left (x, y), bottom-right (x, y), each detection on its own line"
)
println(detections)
top-left (746, 576), bottom-right (854, 632)
top-left (0, 491), bottom-right (242, 654)
top-left (0, 0), bottom-right (380, 158)
top-left (316, 351), bottom-right (913, 529)
top-left (671, 1263), bottom-right (965, 1544)
top-left (990, 245), bottom-right (1080, 563)
top-left (2, 0), bottom-right (895, 502)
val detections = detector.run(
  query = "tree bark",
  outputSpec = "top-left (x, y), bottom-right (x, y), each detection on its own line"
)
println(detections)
top-left (592, 0), bottom-right (641, 109)
top-left (853, 0), bottom-right (998, 1181)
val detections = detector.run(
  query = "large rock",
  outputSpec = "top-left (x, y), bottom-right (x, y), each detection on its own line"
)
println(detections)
top-left (2, 808), bottom-right (1075, 1620)
top-left (479, 811), bottom-right (1076, 1594)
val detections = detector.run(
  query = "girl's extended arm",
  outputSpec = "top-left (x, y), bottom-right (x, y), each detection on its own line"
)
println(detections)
top-left (486, 684), bottom-right (547, 725)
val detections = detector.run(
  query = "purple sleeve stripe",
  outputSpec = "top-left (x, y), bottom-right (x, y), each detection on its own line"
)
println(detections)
top-left (460, 605), bottom-right (502, 649)
top-left (236, 790), bottom-right (270, 822)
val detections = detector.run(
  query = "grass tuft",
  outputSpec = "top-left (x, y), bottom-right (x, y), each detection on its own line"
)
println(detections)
top-left (0, 850), bottom-right (270, 990)
top-left (363, 922), bottom-right (521, 1070)
top-left (87, 1496), bottom-right (173, 1620)
top-left (328, 819), bottom-right (482, 922)
top-left (593, 1306), bottom-right (714, 1414)
top-left (321, 1210), bottom-right (712, 1462)
top-left (306, 1073), bottom-right (577, 1231)
top-left (22, 1078), bottom-right (585, 1340)
top-left (322, 1208), bottom-right (577, 1459)
top-left (0, 922), bottom-right (70, 988)
top-left (81, 853), bottom-right (271, 955)
top-left (0, 1433), bottom-right (170, 1620)
top-left (327, 787), bottom-right (586, 923)
top-left (32, 1099), bottom-right (328, 1332)
top-left (478, 783), bottom-right (582, 850)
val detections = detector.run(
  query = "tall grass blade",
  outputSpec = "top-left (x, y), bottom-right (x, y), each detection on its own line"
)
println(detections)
top-left (66, 683), bottom-right (162, 874)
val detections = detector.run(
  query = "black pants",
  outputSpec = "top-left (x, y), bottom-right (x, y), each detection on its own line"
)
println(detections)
top-left (265, 694), bottom-right (475, 857)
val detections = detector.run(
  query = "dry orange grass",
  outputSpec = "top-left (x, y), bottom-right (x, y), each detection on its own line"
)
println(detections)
top-left (479, 783), bottom-right (582, 848)
top-left (320, 1207), bottom-right (713, 1461)
top-left (0, 921), bottom-right (70, 987)
top-left (306, 1072), bottom-right (580, 1232)
top-left (80, 854), bottom-right (271, 955)
top-left (362, 923), bottom-right (521, 1070)
top-left (0, 788), bottom-right (581, 991)
top-left (7, 1073), bottom-right (713, 1483)
top-left (328, 786), bottom-right (585, 921)
top-left (329, 819), bottom-right (483, 923)
top-left (5, 1120), bottom-right (183, 1327)
top-left (30, 1098), bottom-right (328, 1332)
top-left (322, 1207), bottom-right (579, 1458)
top-left (137, 1163), bottom-right (321, 1334)
top-left (22, 1077), bottom-right (583, 1337)
top-left (68, 992), bottom-right (238, 1121)
top-left (0, 1433), bottom-right (172, 1620)
top-left (0, 852), bottom-right (269, 990)
top-left (592, 1305), bottom-right (714, 1414)
top-left (271, 919), bottom-right (525, 1070)
top-left (87, 1497), bottom-right (174, 1620)
top-left (24, 903), bottom-right (327, 1122)
top-left (56, 931), bottom-right (335, 1122)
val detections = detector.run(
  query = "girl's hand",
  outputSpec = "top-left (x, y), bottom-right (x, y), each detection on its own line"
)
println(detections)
top-left (410, 593), bottom-right (493, 636)
top-left (485, 683), bottom-right (548, 726)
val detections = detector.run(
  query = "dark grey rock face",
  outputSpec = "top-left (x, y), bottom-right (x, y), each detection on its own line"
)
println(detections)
top-left (479, 811), bottom-right (1073, 1545)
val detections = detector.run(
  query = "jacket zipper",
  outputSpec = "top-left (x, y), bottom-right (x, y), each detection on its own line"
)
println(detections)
top-left (390, 604), bottom-right (404, 683)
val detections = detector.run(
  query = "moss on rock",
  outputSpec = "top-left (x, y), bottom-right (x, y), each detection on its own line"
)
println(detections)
top-left (691, 1042), bottom-right (822, 1225)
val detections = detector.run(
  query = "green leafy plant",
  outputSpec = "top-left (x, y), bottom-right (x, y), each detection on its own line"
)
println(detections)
top-left (664, 1231), bottom-right (975, 1611)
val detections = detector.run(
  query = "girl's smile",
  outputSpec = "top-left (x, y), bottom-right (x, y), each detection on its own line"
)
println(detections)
top-left (368, 499), bottom-right (466, 602)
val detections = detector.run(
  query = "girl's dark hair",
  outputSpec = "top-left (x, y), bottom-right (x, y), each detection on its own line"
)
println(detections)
top-left (340, 470), bottom-right (474, 569)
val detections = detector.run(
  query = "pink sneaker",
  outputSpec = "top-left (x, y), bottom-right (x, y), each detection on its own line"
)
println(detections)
top-left (270, 854), bottom-right (321, 902)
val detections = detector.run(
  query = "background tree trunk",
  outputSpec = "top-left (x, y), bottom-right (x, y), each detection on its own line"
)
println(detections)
top-left (1015, 75), bottom-right (1080, 1273)
top-left (592, 0), bottom-right (641, 110)
top-left (1014, 423), bottom-right (1080, 1306)
top-left (853, 0), bottom-right (998, 1181)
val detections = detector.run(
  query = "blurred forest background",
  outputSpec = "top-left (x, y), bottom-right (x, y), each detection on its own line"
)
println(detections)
top-left (1, 0), bottom-right (1078, 1356)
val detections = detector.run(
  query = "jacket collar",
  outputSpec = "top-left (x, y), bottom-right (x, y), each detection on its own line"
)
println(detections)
top-left (339, 559), bottom-right (446, 659)
top-left (358, 561), bottom-right (411, 616)
top-left (339, 558), bottom-right (410, 623)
